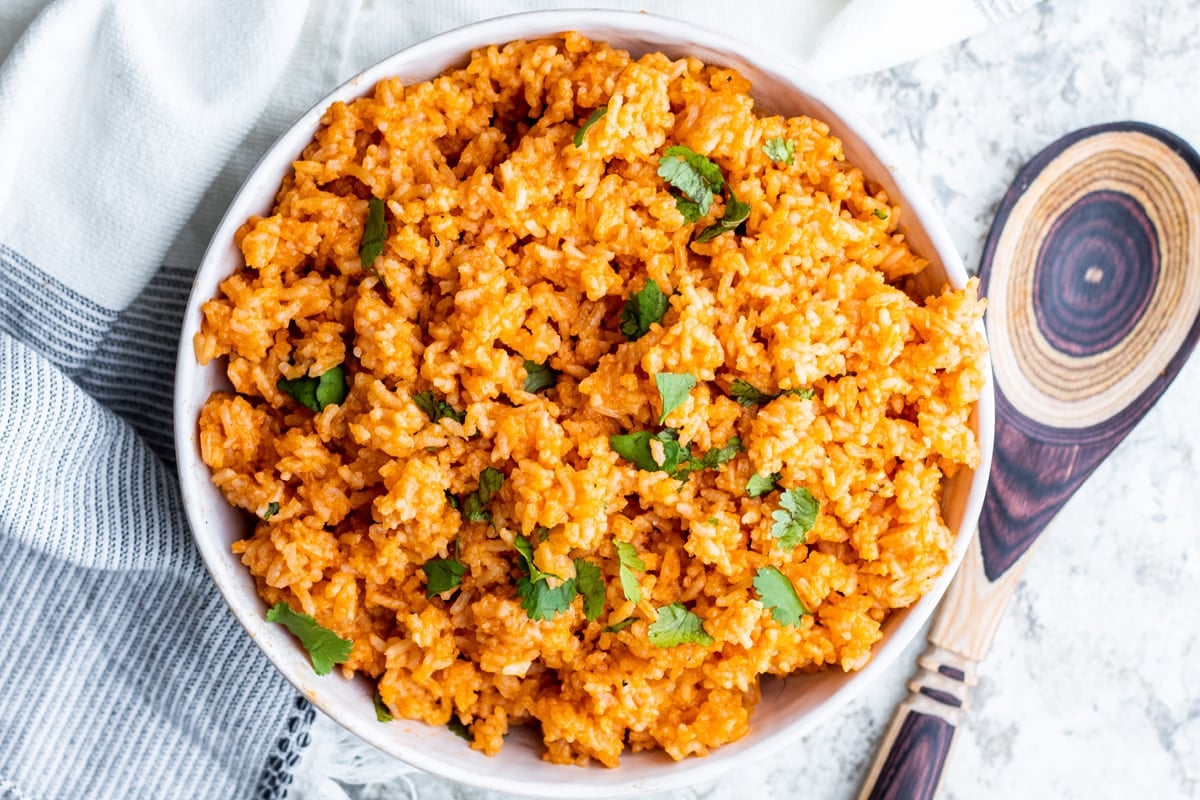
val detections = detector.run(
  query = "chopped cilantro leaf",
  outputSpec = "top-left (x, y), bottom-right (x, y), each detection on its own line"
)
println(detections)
top-left (654, 372), bottom-right (697, 424)
top-left (609, 430), bottom-right (740, 482)
top-left (360, 196), bottom-right (388, 285)
top-left (762, 137), bottom-right (795, 165)
top-left (619, 280), bottom-right (670, 340)
top-left (574, 559), bottom-right (605, 622)
top-left (873, 208), bottom-right (889, 220)
top-left (729, 379), bottom-right (814, 407)
top-left (657, 145), bottom-right (724, 218)
top-left (523, 360), bottom-right (558, 393)
top-left (603, 617), bottom-right (637, 634)
top-left (513, 534), bottom-right (550, 581)
top-left (444, 489), bottom-right (461, 511)
top-left (448, 716), bottom-right (472, 741)
top-left (614, 541), bottom-right (645, 603)
top-left (266, 603), bottom-right (353, 676)
top-left (412, 390), bottom-right (465, 424)
top-left (770, 487), bottom-right (820, 551)
top-left (422, 558), bottom-right (466, 597)
top-left (696, 189), bottom-right (752, 243)
top-left (573, 104), bottom-right (608, 148)
top-left (277, 365), bottom-right (348, 412)
top-left (675, 196), bottom-right (704, 223)
top-left (263, 501), bottom-right (280, 521)
top-left (753, 566), bottom-right (808, 626)
top-left (647, 603), bottom-right (714, 648)
top-left (517, 574), bottom-right (577, 621)
top-left (696, 437), bottom-right (741, 471)
top-left (461, 467), bottom-right (504, 523)
top-left (746, 472), bottom-right (781, 498)
top-left (374, 692), bottom-right (394, 722)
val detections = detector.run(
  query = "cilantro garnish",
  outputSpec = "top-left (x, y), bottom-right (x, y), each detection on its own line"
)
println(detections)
top-left (619, 280), bottom-right (670, 340)
top-left (696, 189), bottom-right (751, 243)
top-left (374, 692), bottom-right (394, 722)
top-left (360, 196), bottom-right (388, 285)
top-left (654, 372), bottom-right (696, 424)
top-left (753, 566), bottom-right (808, 626)
top-left (746, 472), bottom-right (781, 498)
top-left (266, 602), bottom-right (353, 676)
top-left (573, 104), bottom-right (608, 148)
top-left (262, 501), bottom-right (280, 521)
top-left (770, 487), bottom-right (819, 551)
top-left (609, 430), bottom-right (741, 482)
top-left (873, 208), bottom-right (889, 220)
top-left (574, 559), bottom-right (605, 622)
top-left (657, 145), bottom-right (724, 219)
top-left (647, 603), bottom-right (714, 648)
top-left (448, 716), bottom-right (472, 741)
top-left (603, 618), bottom-right (637, 634)
top-left (461, 467), bottom-right (504, 523)
top-left (614, 540), bottom-right (645, 603)
top-left (517, 573), bottom-right (577, 621)
top-left (412, 390), bottom-right (465, 424)
top-left (277, 365), bottom-right (348, 412)
top-left (513, 534), bottom-right (576, 621)
top-left (729, 379), bottom-right (814, 407)
top-left (422, 558), bottom-right (466, 598)
top-left (523, 360), bottom-right (558, 393)
top-left (762, 137), bottom-right (795, 165)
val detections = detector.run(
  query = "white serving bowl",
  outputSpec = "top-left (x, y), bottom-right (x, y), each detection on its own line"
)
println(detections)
top-left (174, 10), bottom-right (994, 798)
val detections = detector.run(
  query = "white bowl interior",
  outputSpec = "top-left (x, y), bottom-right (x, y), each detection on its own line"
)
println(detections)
top-left (174, 10), bottom-right (995, 798)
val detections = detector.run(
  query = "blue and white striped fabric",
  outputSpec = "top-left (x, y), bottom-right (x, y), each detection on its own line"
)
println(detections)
top-left (0, 1), bottom-right (1037, 798)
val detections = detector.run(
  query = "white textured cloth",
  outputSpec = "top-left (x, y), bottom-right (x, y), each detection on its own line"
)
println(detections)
top-left (0, 1), bottom-right (1036, 798)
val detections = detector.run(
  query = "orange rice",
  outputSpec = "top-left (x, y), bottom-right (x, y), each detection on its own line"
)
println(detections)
top-left (194, 33), bottom-right (986, 766)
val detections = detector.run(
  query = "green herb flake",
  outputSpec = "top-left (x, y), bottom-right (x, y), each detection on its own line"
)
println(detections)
top-left (654, 372), bottom-right (697, 424)
top-left (873, 208), bottom-right (889, 220)
top-left (696, 189), bottom-right (752, 243)
top-left (609, 429), bottom-right (740, 483)
top-left (603, 617), bottom-right (637, 634)
top-left (461, 467), bottom-right (504, 523)
top-left (517, 574), bottom-right (577, 621)
top-left (770, 487), bottom-right (820, 551)
top-left (675, 197), bottom-right (704, 223)
top-left (374, 692), bottom-right (394, 723)
top-left (262, 501), bottom-right (281, 521)
top-left (412, 390), bottom-right (465, 424)
top-left (265, 602), bottom-right (353, 676)
top-left (753, 566), bottom-right (808, 626)
top-left (360, 196), bottom-right (388, 284)
top-left (277, 365), bottom-right (348, 412)
top-left (762, 137), bottom-right (795, 165)
top-left (574, 559), bottom-right (606, 622)
top-left (729, 379), bottom-right (814, 407)
top-left (647, 603), bottom-right (714, 648)
top-left (614, 541), bottom-right (645, 603)
top-left (573, 104), bottom-right (608, 148)
top-left (657, 145), bottom-right (724, 219)
top-left (422, 558), bottom-right (466, 598)
top-left (523, 360), bottom-right (558, 393)
top-left (448, 716), bottom-right (472, 741)
top-left (746, 472), bottom-right (781, 498)
top-left (619, 280), bottom-right (670, 341)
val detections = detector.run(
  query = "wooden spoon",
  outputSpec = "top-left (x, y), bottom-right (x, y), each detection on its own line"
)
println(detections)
top-left (857, 121), bottom-right (1200, 800)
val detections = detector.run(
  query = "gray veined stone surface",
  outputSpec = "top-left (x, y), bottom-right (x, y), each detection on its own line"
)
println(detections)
top-left (325, 0), bottom-right (1200, 796)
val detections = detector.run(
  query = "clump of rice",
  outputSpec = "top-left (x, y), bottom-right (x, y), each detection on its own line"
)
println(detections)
top-left (195, 33), bottom-right (986, 767)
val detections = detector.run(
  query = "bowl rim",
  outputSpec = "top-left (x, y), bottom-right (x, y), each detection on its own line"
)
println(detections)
top-left (174, 8), bottom-right (995, 797)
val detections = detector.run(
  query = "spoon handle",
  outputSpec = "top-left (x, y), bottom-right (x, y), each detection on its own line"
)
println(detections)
top-left (856, 532), bottom-right (1035, 800)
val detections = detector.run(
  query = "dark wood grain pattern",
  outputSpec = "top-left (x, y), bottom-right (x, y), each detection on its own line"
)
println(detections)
top-left (863, 711), bottom-right (956, 800)
top-left (977, 121), bottom-right (1200, 580)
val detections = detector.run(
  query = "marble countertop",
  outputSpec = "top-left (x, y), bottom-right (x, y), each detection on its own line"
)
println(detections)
top-left (320, 1), bottom-right (1200, 797)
